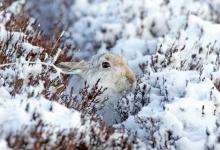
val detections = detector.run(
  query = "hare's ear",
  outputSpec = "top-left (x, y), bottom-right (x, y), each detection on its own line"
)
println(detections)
top-left (56, 60), bottom-right (89, 75)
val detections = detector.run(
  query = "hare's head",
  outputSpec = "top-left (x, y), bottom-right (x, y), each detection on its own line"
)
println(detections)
top-left (57, 52), bottom-right (136, 94)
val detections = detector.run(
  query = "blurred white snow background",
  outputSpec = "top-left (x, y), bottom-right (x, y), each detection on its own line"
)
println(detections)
top-left (1, 0), bottom-right (220, 149)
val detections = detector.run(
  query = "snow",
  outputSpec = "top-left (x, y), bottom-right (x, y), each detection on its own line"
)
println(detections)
top-left (0, 139), bottom-right (9, 150)
top-left (0, 97), bottom-right (81, 133)
top-left (119, 68), bottom-right (220, 148)
top-left (1, 0), bottom-right (220, 149)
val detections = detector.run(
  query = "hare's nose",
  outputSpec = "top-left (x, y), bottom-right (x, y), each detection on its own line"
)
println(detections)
top-left (125, 68), bottom-right (136, 85)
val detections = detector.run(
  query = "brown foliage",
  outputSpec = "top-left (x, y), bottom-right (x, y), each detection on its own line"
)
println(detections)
top-left (5, 112), bottom-right (136, 150)
top-left (0, 0), bottom-right (15, 11)
top-left (5, 14), bottom-right (29, 32)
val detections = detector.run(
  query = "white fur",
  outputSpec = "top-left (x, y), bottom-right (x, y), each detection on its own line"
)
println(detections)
top-left (57, 52), bottom-right (136, 125)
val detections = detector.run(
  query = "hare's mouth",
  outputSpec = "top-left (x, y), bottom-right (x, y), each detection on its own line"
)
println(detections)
top-left (120, 84), bottom-right (136, 94)
top-left (126, 79), bottom-right (137, 92)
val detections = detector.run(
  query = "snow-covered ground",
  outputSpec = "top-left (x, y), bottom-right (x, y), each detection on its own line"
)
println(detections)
top-left (1, 0), bottom-right (220, 149)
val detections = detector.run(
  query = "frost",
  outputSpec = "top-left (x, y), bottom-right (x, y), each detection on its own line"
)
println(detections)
top-left (1, 0), bottom-right (220, 149)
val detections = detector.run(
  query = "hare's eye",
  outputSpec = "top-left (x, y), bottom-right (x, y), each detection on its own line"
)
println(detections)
top-left (102, 62), bottom-right (111, 68)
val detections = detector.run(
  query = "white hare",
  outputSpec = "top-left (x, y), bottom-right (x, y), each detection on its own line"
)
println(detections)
top-left (57, 52), bottom-right (136, 125)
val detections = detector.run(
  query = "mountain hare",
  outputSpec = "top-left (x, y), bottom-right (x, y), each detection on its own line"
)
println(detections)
top-left (57, 52), bottom-right (136, 125)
